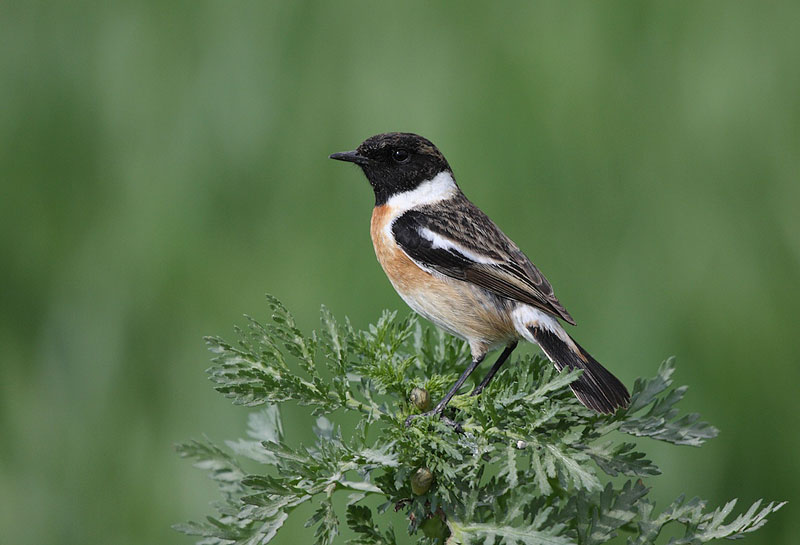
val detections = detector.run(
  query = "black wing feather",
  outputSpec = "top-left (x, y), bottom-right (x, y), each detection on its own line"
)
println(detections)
top-left (392, 198), bottom-right (576, 325)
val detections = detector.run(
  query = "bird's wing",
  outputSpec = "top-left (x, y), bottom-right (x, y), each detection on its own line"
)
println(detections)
top-left (391, 197), bottom-right (576, 325)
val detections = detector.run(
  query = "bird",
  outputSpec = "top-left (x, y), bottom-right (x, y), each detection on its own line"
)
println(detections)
top-left (330, 132), bottom-right (629, 425)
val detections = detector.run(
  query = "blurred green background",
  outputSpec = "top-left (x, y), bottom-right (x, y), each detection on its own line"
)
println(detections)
top-left (2, 2), bottom-right (798, 544)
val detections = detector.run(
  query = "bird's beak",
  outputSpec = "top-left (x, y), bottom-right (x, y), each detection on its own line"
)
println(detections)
top-left (329, 150), bottom-right (369, 166)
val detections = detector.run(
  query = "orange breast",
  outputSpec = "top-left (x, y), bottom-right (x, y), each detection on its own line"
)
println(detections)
top-left (369, 205), bottom-right (517, 356)
top-left (370, 205), bottom-right (432, 292)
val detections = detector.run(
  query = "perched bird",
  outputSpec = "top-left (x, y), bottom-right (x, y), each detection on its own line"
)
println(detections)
top-left (330, 133), bottom-right (629, 425)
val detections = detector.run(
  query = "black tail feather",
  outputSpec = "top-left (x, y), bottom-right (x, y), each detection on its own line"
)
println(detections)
top-left (530, 327), bottom-right (630, 413)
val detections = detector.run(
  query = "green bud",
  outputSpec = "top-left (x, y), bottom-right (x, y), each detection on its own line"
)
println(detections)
top-left (411, 467), bottom-right (433, 495)
top-left (410, 387), bottom-right (431, 411)
top-left (421, 515), bottom-right (446, 539)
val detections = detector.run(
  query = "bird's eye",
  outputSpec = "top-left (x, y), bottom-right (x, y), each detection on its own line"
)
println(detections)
top-left (392, 149), bottom-right (410, 163)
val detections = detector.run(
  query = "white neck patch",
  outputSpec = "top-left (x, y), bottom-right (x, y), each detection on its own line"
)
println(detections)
top-left (385, 171), bottom-right (458, 212)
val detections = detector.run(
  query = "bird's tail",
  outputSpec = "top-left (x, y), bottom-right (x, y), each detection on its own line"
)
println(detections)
top-left (522, 324), bottom-right (630, 413)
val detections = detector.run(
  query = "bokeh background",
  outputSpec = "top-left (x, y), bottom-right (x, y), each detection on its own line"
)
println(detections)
top-left (2, 2), bottom-right (798, 544)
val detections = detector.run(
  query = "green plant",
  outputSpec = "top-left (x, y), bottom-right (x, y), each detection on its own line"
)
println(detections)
top-left (176, 296), bottom-right (785, 544)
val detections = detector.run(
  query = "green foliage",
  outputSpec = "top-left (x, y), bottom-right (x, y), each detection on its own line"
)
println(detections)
top-left (178, 297), bottom-right (785, 544)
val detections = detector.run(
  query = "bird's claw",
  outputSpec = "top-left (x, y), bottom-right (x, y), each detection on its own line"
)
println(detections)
top-left (441, 416), bottom-right (464, 433)
top-left (404, 410), bottom-right (463, 433)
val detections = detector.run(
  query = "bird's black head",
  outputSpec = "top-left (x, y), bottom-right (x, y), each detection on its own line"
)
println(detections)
top-left (330, 132), bottom-right (452, 205)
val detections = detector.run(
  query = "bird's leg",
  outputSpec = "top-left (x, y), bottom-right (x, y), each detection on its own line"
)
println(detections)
top-left (405, 354), bottom-right (486, 428)
top-left (471, 342), bottom-right (517, 397)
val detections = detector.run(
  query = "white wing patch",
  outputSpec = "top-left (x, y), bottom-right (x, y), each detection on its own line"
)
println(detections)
top-left (418, 227), bottom-right (502, 265)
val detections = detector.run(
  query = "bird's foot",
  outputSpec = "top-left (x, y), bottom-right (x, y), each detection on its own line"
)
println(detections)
top-left (440, 415), bottom-right (463, 433)
top-left (405, 409), bottom-right (463, 433)
top-left (469, 385), bottom-right (485, 397)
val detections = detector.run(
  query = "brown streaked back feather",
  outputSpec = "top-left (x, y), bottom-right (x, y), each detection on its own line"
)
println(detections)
top-left (392, 193), bottom-right (576, 325)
